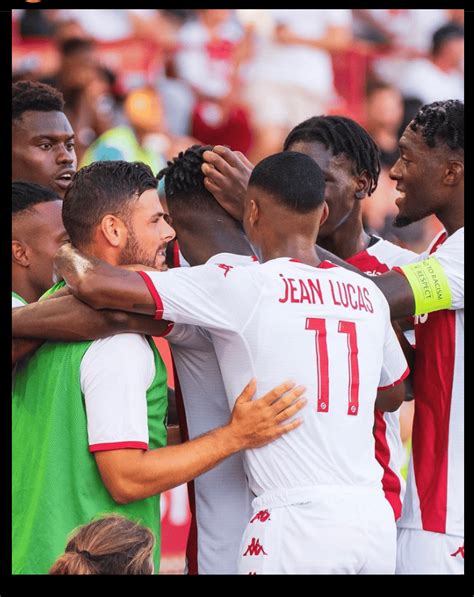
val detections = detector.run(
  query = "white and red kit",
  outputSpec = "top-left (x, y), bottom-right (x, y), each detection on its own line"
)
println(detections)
top-left (140, 253), bottom-right (409, 573)
top-left (394, 228), bottom-right (464, 574)
top-left (347, 237), bottom-right (417, 520)
top-left (164, 250), bottom-right (256, 574)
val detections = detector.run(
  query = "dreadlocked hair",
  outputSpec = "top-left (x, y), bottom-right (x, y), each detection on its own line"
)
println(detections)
top-left (283, 115), bottom-right (381, 196)
top-left (157, 144), bottom-right (215, 206)
top-left (12, 80), bottom-right (65, 123)
top-left (410, 100), bottom-right (464, 151)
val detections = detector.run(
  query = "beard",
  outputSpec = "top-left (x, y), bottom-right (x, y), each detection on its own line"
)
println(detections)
top-left (119, 226), bottom-right (157, 268)
top-left (392, 214), bottom-right (414, 228)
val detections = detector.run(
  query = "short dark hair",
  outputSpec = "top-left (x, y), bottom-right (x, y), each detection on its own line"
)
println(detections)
top-left (63, 161), bottom-right (157, 247)
top-left (249, 151), bottom-right (325, 214)
top-left (12, 181), bottom-right (61, 217)
top-left (432, 22), bottom-right (464, 55)
top-left (410, 100), bottom-right (464, 151)
top-left (157, 144), bottom-right (216, 210)
top-left (12, 80), bottom-right (65, 124)
top-left (283, 115), bottom-right (381, 196)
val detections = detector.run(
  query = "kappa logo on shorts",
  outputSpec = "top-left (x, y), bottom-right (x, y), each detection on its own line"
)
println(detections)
top-left (450, 545), bottom-right (464, 559)
top-left (216, 263), bottom-right (234, 277)
top-left (243, 538), bottom-right (268, 556)
top-left (250, 509), bottom-right (271, 523)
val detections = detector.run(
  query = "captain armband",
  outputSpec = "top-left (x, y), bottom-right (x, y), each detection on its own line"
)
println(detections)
top-left (395, 256), bottom-right (452, 315)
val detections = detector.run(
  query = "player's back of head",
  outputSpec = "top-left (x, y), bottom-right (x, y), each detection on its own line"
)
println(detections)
top-left (157, 144), bottom-right (218, 212)
top-left (12, 181), bottom-right (61, 219)
top-left (62, 160), bottom-right (157, 248)
top-left (410, 99), bottom-right (464, 152)
top-left (12, 80), bottom-right (65, 125)
top-left (283, 115), bottom-right (381, 196)
top-left (248, 151), bottom-right (326, 213)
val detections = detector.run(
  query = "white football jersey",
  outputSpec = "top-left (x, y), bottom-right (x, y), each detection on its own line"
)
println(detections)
top-left (397, 227), bottom-right (464, 537)
top-left (142, 254), bottom-right (408, 496)
top-left (347, 237), bottom-right (417, 520)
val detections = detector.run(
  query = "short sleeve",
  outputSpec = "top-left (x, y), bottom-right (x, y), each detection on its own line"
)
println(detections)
top-left (80, 334), bottom-right (155, 452)
top-left (12, 296), bottom-right (26, 309)
top-left (140, 258), bottom-right (261, 332)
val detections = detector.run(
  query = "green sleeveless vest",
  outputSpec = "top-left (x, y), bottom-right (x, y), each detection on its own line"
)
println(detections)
top-left (12, 283), bottom-right (168, 574)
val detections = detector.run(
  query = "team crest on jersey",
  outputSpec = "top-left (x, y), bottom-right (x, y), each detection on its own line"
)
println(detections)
top-left (216, 263), bottom-right (234, 277)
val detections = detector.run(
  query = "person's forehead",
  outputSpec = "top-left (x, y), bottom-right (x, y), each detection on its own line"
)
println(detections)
top-left (14, 111), bottom-right (74, 139)
top-left (16, 200), bottom-right (65, 234)
top-left (135, 188), bottom-right (161, 212)
top-left (399, 125), bottom-right (426, 153)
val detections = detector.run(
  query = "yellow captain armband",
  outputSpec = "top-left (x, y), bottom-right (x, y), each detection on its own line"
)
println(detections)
top-left (398, 256), bottom-right (452, 315)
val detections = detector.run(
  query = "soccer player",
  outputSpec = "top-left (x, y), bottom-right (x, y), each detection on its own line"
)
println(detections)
top-left (54, 152), bottom-right (409, 574)
top-left (12, 80), bottom-right (77, 198)
top-left (12, 181), bottom-right (69, 366)
top-left (203, 100), bottom-right (464, 573)
top-left (12, 160), bottom-right (305, 574)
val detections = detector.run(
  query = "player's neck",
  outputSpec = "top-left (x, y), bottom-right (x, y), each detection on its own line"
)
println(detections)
top-left (317, 221), bottom-right (371, 260)
top-left (261, 236), bottom-right (320, 267)
top-left (12, 275), bottom-right (43, 304)
top-left (175, 216), bottom-right (254, 266)
top-left (437, 192), bottom-right (464, 236)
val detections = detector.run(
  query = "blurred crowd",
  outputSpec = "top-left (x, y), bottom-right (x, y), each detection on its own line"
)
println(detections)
top-left (12, 7), bottom-right (463, 270)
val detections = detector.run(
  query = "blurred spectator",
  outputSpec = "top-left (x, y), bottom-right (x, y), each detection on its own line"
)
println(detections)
top-left (174, 9), bottom-right (253, 153)
top-left (243, 9), bottom-right (352, 163)
top-left (49, 514), bottom-right (155, 575)
top-left (364, 80), bottom-right (404, 168)
top-left (80, 86), bottom-right (196, 173)
top-left (353, 10), bottom-right (454, 88)
top-left (19, 8), bottom-right (57, 39)
top-left (41, 38), bottom-right (118, 161)
top-left (396, 22), bottom-right (464, 105)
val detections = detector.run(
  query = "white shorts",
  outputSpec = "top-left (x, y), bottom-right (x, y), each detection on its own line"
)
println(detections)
top-left (396, 528), bottom-right (464, 574)
top-left (238, 486), bottom-right (396, 574)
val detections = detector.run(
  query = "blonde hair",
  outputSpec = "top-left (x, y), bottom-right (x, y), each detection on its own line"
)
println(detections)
top-left (49, 514), bottom-right (155, 575)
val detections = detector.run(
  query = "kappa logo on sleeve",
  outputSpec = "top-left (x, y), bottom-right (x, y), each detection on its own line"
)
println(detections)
top-left (450, 545), bottom-right (464, 559)
top-left (216, 263), bottom-right (234, 277)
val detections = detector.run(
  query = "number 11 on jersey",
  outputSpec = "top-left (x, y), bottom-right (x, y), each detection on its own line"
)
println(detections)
top-left (305, 318), bottom-right (360, 416)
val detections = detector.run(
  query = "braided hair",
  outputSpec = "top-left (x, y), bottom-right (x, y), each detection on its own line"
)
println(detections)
top-left (12, 80), bottom-right (65, 124)
top-left (283, 115), bottom-right (381, 196)
top-left (157, 144), bottom-right (216, 209)
top-left (410, 100), bottom-right (464, 151)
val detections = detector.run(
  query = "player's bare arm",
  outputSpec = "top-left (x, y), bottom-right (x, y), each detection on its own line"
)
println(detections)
top-left (375, 382), bottom-right (405, 413)
top-left (95, 379), bottom-right (306, 502)
top-left (202, 145), bottom-right (253, 221)
top-left (12, 295), bottom-right (170, 343)
top-left (54, 243), bottom-right (156, 315)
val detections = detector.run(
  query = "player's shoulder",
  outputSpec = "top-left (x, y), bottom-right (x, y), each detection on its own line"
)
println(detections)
top-left (206, 252), bottom-right (258, 268)
top-left (368, 238), bottom-right (419, 267)
top-left (88, 333), bottom-right (153, 358)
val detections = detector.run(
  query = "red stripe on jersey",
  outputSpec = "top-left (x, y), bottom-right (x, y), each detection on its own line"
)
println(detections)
top-left (161, 322), bottom-right (175, 337)
top-left (137, 271), bottom-right (164, 320)
top-left (347, 250), bottom-right (389, 273)
top-left (429, 231), bottom-right (448, 255)
top-left (173, 363), bottom-right (198, 574)
top-left (373, 411), bottom-right (402, 519)
top-left (378, 366), bottom-right (410, 390)
top-left (288, 258), bottom-right (337, 269)
top-left (412, 309), bottom-right (456, 533)
top-left (173, 240), bottom-right (181, 268)
top-left (89, 441), bottom-right (148, 452)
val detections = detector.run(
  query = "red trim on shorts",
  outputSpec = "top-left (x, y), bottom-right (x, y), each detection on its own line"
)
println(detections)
top-left (89, 441), bottom-right (148, 453)
top-left (137, 271), bottom-right (164, 320)
top-left (378, 366), bottom-right (410, 390)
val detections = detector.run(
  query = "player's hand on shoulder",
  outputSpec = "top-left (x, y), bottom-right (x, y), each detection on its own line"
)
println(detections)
top-left (228, 378), bottom-right (306, 449)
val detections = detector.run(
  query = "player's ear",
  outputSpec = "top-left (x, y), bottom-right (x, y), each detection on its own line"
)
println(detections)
top-left (100, 214), bottom-right (127, 248)
top-left (354, 171), bottom-right (370, 200)
top-left (248, 198), bottom-right (259, 227)
top-left (444, 160), bottom-right (463, 187)
top-left (12, 240), bottom-right (30, 267)
top-left (319, 201), bottom-right (329, 227)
